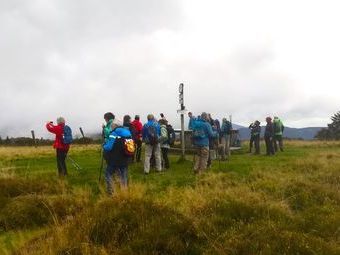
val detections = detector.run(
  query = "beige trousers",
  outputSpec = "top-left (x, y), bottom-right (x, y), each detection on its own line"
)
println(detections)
top-left (194, 146), bottom-right (209, 174)
top-left (144, 143), bottom-right (162, 173)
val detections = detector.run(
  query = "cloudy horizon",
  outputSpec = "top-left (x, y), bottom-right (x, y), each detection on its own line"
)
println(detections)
top-left (0, 0), bottom-right (339, 138)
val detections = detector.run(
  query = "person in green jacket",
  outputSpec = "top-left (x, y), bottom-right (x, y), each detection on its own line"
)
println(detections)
top-left (102, 112), bottom-right (115, 141)
top-left (273, 116), bottom-right (284, 152)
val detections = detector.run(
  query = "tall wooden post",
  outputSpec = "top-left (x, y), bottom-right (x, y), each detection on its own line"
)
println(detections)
top-left (79, 127), bottom-right (85, 139)
top-left (179, 83), bottom-right (186, 160)
top-left (31, 130), bottom-right (37, 147)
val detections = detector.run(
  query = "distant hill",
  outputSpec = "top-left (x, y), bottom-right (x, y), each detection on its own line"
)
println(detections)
top-left (231, 123), bottom-right (246, 130)
top-left (236, 126), bottom-right (324, 140)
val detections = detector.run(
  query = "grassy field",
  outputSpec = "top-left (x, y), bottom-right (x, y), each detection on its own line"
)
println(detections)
top-left (0, 141), bottom-right (339, 254)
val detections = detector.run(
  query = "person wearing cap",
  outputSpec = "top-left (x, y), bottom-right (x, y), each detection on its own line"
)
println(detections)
top-left (46, 117), bottom-right (70, 177)
top-left (249, 120), bottom-right (261, 154)
top-left (273, 116), bottom-right (284, 152)
top-left (131, 115), bottom-right (143, 162)
top-left (264, 117), bottom-right (275, 156)
top-left (103, 120), bottom-right (132, 195)
top-left (191, 112), bottom-right (218, 174)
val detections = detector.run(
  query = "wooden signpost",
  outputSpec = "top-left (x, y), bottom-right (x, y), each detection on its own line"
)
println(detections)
top-left (178, 83), bottom-right (187, 160)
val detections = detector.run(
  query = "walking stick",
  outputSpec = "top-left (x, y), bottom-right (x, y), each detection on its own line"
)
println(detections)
top-left (68, 156), bottom-right (82, 171)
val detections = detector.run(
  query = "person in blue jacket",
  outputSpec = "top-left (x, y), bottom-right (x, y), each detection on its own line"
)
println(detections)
top-left (103, 120), bottom-right (132, 195)
top-left (142, 114), bottom-right (162, 174)
top-left (188, 112), bottom-right (196, 130)
top-left (192, 112), bottom-right (218, 174)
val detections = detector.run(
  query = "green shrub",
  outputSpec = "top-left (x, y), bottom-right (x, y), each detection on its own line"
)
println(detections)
top-left (0, 194), bottom-right (89, 231)
top-left (18, 197), bottom-right (202, 255)
top-left (0, 177), bottom-right (66, 197)
top-left (0, 195), bottom-right (51, 230)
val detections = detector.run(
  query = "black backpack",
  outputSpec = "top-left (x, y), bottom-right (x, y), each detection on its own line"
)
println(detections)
top-left (166, 124), bottom-right (176, 146)
top-left (124, 124), bottom-right (138, 141)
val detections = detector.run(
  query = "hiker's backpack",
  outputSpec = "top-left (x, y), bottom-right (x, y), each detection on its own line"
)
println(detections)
top-left (123, 138), bottom-right (135, 157)
top-left (221, 121), bottom-right (232, 135)
top-left (124, 124), bottom-right (138, 141)
top-left (192, 121), bottom-right (206, 139)
top-left (146, 125), bottom-right (159, 145)
top-left (159, 125), bottom-right (168, 144)
top-left (166, 124), bottom-right (176, 146)
top-left (63, 125), bottom-right (73, 144)
top-left (274, 121), bottom-right (282, 133)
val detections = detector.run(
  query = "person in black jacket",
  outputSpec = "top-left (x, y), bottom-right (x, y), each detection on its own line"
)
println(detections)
top-left (249, 120), bottom-right (261, 154)
top-left (264, 117), bottom-right (275, 156)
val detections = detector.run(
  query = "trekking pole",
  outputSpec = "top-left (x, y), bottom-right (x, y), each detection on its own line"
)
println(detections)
top-left (68, 156), bottom-right (82, 171)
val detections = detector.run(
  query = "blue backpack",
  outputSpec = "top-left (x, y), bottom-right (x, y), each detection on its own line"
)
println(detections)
top-left (63, 125), bottom-right (73, 144)
top-left (192, 121), bottom-right (206, 139)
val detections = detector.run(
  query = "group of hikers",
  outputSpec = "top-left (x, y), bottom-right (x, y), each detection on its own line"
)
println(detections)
top-left (188, 112), bottom-right (232, 174)
top-left (45, 113), bottom-right (284, 195)
top-left (46, 113), bottom-right (176, 195)
top-left (248, 116), bottom-right (285, 155)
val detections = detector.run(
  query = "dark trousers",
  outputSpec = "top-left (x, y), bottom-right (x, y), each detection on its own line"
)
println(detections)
top-left (105, 164), bottom-right (128, 195)
top-left (273, 135), bottom-right (283, 152)
top-left (264, 136), bottom-right (275, 155)
top-left (207, 139), bottom-right (215, 168)
top-left (249, 136), bottom-right (255, 152)
top-left (161, 147), bottom-right (169, 169)
top-left (253, 135), bottom-right (260, 154)
top-left (56, 149), bottom-right (68, 176)
top-left (135, 139), bottom-right (142, 162)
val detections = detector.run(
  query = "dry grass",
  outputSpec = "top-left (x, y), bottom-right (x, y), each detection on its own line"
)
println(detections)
top-left (0, 145), bottom-right (100, 160)
top-left (0, 141), bottom-right (339, 254)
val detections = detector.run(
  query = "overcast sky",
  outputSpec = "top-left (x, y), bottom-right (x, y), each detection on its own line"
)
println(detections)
top-left (0, 0), bottom-right (339, 138)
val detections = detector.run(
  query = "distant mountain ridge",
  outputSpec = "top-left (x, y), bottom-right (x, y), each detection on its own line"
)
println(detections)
top-left (235, 125), bottom-right (323, 140)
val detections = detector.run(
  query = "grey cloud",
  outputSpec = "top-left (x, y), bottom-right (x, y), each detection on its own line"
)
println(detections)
top-left (0, 0), bottom-right (183, 137)
top-left (0, 1), bottom-right (335, 138)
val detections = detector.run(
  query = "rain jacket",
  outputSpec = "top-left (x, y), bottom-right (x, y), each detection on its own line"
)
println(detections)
top-left (103, 127), bottom-right (132, 166)
top-left (46, 122), bottom-right (70, 151)
top-left (103, 119), bottom-right (114, 140)
top-left (249, 123), bottom-right (261, 137)
top-left (264, 122), bottom-right (274, 138)
top-left (131, 119), bottom-right (143, 140)
top-left (192, 119), bottom-right (217, 147)
top-left (273, 118), bottom-right (284, 136)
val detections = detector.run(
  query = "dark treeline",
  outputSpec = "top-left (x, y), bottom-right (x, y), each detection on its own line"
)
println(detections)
top-left (315, 111), bottom-right (340, 140)
top-left (0, 137), bottom-right (101, 146)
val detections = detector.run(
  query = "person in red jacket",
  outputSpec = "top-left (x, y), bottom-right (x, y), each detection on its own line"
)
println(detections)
top-left (131, 115), bottom-right (143, 162)
top-left (46, 117), bottom-right (70, 176)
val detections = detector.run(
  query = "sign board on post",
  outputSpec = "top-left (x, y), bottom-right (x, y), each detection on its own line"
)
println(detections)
top-left (177, 109), bottom-right (188, 114)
